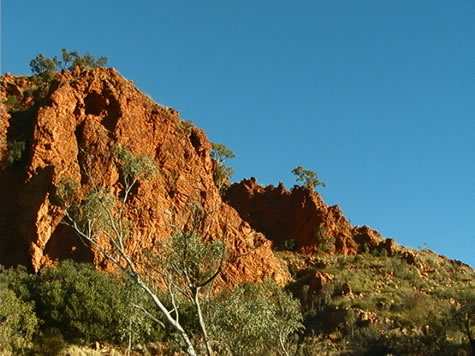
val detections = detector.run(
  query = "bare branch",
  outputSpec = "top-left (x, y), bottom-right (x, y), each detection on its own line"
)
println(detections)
top-left (131, 303), bottom-right (165, 328)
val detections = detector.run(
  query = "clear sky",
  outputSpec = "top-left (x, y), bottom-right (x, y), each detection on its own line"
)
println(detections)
top-left (1, 1), bottom-right (474, 266)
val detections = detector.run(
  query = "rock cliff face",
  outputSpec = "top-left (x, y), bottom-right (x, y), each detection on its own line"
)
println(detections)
top-left (225, 178), bottom-right (395, 255)
top-left (0, 68), bottom-right (395, 287)
top-left (0, 68), bottom-right (287, 286)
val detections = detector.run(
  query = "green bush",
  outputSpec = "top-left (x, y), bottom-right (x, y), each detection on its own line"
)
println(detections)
top-left (313, 227), bottom-right (335, 254)
top-left (113, 144), bottom-right (158, 184)
top-left (205, 278), bottom-right (303, 355)
top-left (2, 95), bottom-right (23, 110)
top-left (291, 166), bottom-right (326, 190)
top-left (30, 48), bottom-right (108, 76)
top-left (210, 142), bottom-right (235, 192)
top-left (0, 261), bottom-right (163, 348)
top-left (7, 140), bottom-right (26, 165)
top-left (32, 328), bottom-right (66, 356)
top-left (281, 238), bottom-right (298, 251)
top-left (0, 286), bottom-right (39, 355)
top-left (30, 261), bottom-right (159, 344)
top-left (0, 265), bottom-right (36, 301)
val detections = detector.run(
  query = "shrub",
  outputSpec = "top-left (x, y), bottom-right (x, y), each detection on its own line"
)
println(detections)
top-left (210, 143), bottom-right (235, 192)
top-left (349, 323), bottom-right (395, 356)
top-left (3, 95), bottom-right (21, 109)
top-left (313, 227), bottom-right (335, 254)
top-left (205, 278), bottom-right (304, 355)
top-left (113, 144), bottom-right (158, 184)
top-left (0, 286), bottom-right (39, 355)
top-left (0, 265), bottom-right (35, 301)
top-left (32, 328), bottom-right (66, 356)
top-left (291, 166), bottom-right (326, 190)
top-left (29, 53), bottom-right (61, 75)
top-left (6, 140), bottom-right (26, 165)
top-left (60, 48), bottom-right (108, 70)
top-left (30, 48), bottom-right (108, 76)
top-left (29, 260), bottom-right (160, 344)
top-left (0, 260), bottom-right (163, 347)
top-left (281, 238), bottom-right (298, 251)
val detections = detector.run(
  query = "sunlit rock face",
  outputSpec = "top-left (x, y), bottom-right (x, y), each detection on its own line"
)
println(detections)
top-left (0, 69), bottom-right (289, 288)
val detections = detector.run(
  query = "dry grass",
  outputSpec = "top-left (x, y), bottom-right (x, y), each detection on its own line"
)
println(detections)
top-left (60, 345), bottom-right (123, 356)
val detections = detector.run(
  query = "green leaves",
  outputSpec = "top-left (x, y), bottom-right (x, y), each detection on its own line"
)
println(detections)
top-left (0, 287), bottom-right (39, 354)
top-left (113, 144), bottom-right (158, 184)
top-left (0, 261), bottom-right (161, 347)
top-left (162, 231), bottom-right (225, 289)
top-left (291, 166), bottom-right (326, 190)
top-left (29, 49), bottom-right (108, 76)
top-left (60, 48), bottom-right (108, 70)
top-left (29, 53), bottom-right (61, 75)
top-left (211, 143), bottom-right (235, 192)
top-left (82, 188), bottom-right (116, 221)
top-left (6, 140), bottom-right (26, 166)
top-left (205, 279), bottom-right (303, 355)
top-left (55, 177), bottom-right (79, 208)
top-left (210, 143), bottom-right (235, 165)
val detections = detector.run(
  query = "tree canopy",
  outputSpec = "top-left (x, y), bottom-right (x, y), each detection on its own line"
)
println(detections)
top-left (30, 48), bottom-right (108, 75)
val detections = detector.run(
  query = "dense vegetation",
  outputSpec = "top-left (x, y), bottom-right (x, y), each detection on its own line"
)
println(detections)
top-left (0, 261), bottom-right (302, 355)
top-left (2, 248), bottom-right (473, 355)
top-left (0, 261), bottom-right (165, 353)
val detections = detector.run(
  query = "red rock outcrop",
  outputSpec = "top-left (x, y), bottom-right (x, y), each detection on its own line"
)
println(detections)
top-left (0, 67), bottom-right (403, 288)
top-left (224, 177), bottom-right (389, 254)
top-left (0, 69), bottom-right (288, 287)
top-left (308, 271), bottom-right (334, 297)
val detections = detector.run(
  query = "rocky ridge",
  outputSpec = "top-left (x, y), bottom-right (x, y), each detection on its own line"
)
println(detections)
top-left (0, 68), bottom-right (420, 286)
top-left (0, 68), bottom-right (287, 287)
top-left (225, 177), bottom-right (399, 256)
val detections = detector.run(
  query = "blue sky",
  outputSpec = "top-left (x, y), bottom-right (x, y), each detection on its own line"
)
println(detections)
top-left (2, 1), bottom-right (474, 266)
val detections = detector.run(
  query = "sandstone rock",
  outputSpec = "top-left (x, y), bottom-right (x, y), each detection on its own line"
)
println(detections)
top-left (0, 69), bottom-right (288, 287)
top-left (378, 237), bottom-right (396, 256)
top-left (225, 178), bottom-right (353, 250)
top-left (225, 178), bottom-right (387, 255)
top-left (308, 271), bottom-right (334, 296)
top-left (400, 250), bottom-right (417, 265)
top-left (351, 225), bottom-right (384, 251)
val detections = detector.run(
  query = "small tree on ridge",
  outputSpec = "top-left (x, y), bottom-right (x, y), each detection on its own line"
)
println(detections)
top-left (292, 166), bottom-right (326, 190)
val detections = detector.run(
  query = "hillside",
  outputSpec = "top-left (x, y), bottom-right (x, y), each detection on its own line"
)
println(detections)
top-left (1, 67), bottom-right (474, 355)
top-left (0, 68), bottom-right (288, 287)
